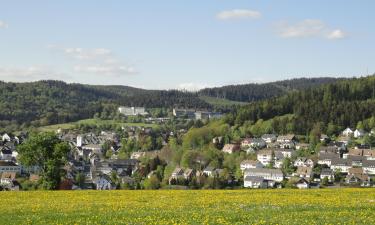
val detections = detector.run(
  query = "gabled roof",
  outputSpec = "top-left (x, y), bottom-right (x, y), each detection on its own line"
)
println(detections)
top-left (244, 176), bottom-right (264, 183)
top-left (320, 168), bottom-right (333, 176)
top-left (240, 160), bottom-right (259, 166)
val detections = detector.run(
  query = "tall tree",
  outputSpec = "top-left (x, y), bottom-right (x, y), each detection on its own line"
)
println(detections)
top-left (17, 132), bottom-right (70, 190)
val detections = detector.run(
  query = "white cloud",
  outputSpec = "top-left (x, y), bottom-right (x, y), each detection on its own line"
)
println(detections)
top-left (0, 66), bottom-right (69, 81)
top-left (327, 29), bottom-right (347, 40)
top-left (74, 64), bottom-right (137, 76)
top-left (48, 45), bottom-right (138, 76)
top-left (276, 19), bottom-right (347, 40)
top-left (0, 20), bottom-right (8, 28)
top-left (216, 9), bottom-right (261, 20)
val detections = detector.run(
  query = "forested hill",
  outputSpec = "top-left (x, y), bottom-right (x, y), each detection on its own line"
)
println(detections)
top-left (0, 80), bottom-right (209, 130)
top-left (228, 75), bottom-right (375, 135)
top-left (199, 77), bottom-right (343, 102)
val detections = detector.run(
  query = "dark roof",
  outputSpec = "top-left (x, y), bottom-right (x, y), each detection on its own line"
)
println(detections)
top-left (1, 149), bottom-right (12, 154)
top-left (0, 161), bottom-right (18, 166)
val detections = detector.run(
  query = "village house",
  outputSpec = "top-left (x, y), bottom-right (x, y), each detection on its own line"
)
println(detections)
top-left (170, 168), bottom-right (184, 180)
top-left (294, 157), bottom-right (314, 167)
top-left (295, 143), bottom-right (310, 150)
top-left (342, 128), bottom-right (354, 137)
top-left (244, 176), bottom-right (267, 188)
top-left (183, 168), bottom-right (195, 180)
top-left (0, 148), bottom-right (12, 161)
top-left (274, 151), bottom-right (288, 169)
top-left (240, 160), bottom-right (263, 171)
top-left (203, 167), bottom-right (216, 177)
top-left (363, 149), bottom-right (375, 160)
top-left (257, 149), bottom-right (273, 166)
top-left (330, 158), bottom-right (352, 173)
top-left (241, 138), bottom-right (266, 149)
top-left (294, 166), bottom-right (313, 179)
top-left (261, 134), bottom-right (277, 143)
top-left (320, 168), bottom-right (334, 182)
top-left (244, 168), bottom-right (284, 182)
top-left (276, 134), bottom-right (295, 143)
top-left (222, 144), bottom-right (240, 154)
top-left (363, 160), bottom-right (375, 175)
top-left (320, 134), bottom-right (330, 142)
top-left (0, 161), bottom-right (21, 173)
top-left (274, 149), bottom-right (294, 158)
top-left (354, 129), bottom-right (366, 138)
top-left (295, 177), bottom-right (310, 189)
top-left (345, 168), bottom-right (371, 186)
top-left (94, 174), bottom-right (115, 190)
top-left (0, 172), bottom-right (16, 185)
top-left (318, 152), bottom-right (340, 167)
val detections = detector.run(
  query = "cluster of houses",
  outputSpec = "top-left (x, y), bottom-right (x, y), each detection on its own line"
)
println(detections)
top-left (0, 133), bottom-right (25, 191)
top-left (214, 128), bottom-right (375, 189)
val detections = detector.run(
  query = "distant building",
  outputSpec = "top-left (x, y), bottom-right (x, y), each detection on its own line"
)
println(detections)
top-left (118, 107), bottom-right (148, 116)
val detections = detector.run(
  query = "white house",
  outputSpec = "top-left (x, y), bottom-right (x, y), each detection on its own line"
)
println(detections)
top-left (257, 149), bottom-right (273, 166)
top-left (318, 153), bottom-right (339, 167)
top-left (320, 168), bottom-right (334, 182)
top-left (330, 158), bottom-right (351, 173)
top-left (2, 133), bottom-right (11, 142)
top-left (244, 176), bottom-right (267, 188)
top-left (342, 128), bottom-right (354, 137)
top-left (244, 168), bottom-right (284, 182)
top-left (261, 134), bottom-right (277, 143)
top-left (274, 149), bottom-right (294, 158)
top-left (240, 160), bottom-right (263, 171)
top-left (170, 167), bottom-right (184, 180)
top-left (295, 178), bottom-right (309, 189)
top-left (94, 174), bottom-right (114, 190)
top-left (363, 160), bottom-right (375, 175)
top-left (294, 157), bottom-right (314, 167)
top-left (354, 129), bottom-right (366, 138)
top-left (118, 107), bottom-right (148, 116)
top-left (203, 167), bottom-right (216, 177)
top-left (276, 134), bottom-right (295, 143)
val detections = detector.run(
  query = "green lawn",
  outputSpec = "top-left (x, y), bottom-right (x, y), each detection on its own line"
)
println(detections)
top-left (38, 118), bottom-right (159, 132)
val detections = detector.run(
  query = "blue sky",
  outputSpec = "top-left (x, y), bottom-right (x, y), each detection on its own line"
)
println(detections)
top-left (0, 0), bottom-right (374, 90)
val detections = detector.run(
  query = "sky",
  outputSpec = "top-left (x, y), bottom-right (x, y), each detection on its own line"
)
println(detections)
top-left (0, 0), bottom-right (374, 90)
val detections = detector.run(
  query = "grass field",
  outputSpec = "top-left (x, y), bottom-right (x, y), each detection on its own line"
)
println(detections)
top-left (38, 118), bottom-right (159, 132)
top-left (1, 189), bottom-right (375, 224)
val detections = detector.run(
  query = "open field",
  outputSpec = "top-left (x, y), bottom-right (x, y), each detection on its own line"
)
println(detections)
top-left (1, 189), bottom-right (375, 224)
top-left (38, 118), bottom-right (159, 132)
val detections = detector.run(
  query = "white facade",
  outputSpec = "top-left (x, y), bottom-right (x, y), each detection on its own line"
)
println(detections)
top-left (244, 168), bottom-right (284, 182)
top-left (240, 160), bottom-right (263, 171)
top-left (257, 151), bottom-right (273, 166)
top-left (354, 129), bottom-right (366, 138)
top-left (342, 128), bottom-right (354, 137)
top-left (118, 107), bottom-right (147, 116)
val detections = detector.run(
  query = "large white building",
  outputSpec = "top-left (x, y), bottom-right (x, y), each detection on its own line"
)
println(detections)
top-left (244, 168), bottom-right (284, 182)
top-left (118, 107), bottom-right (148, 116)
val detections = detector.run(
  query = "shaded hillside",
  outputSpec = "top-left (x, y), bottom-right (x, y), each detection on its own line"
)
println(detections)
top-left (0, 80), bottom-right (209, 130)
top-left (199, 77), bottom-right (343, 102)
top-left (229, 75), bottom-right (375, 135)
